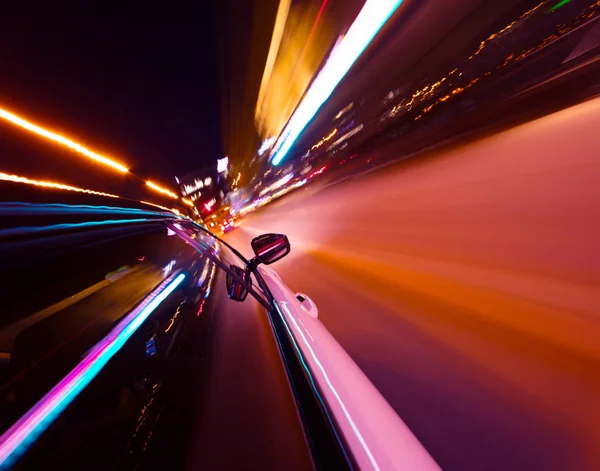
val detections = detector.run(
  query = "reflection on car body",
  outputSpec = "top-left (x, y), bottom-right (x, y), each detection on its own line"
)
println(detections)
top-left (0, 190), bottom-right (437, 471)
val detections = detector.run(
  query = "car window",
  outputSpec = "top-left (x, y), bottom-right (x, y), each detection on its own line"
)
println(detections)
top-left (173, 221), bottom-right (272, 306)
top-left (0, 223), bottom-right (212, 434)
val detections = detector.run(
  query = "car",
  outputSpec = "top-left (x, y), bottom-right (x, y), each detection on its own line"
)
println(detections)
top-left (221, 218), bottom-right (234, 233)
top-left (0, 185), bottom-right (437, 471)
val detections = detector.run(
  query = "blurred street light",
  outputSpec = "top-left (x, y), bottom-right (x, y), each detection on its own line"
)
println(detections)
top-left (0, 107), bottom-right (129, 173)
top-left (255, 0), bottom-right (292, 124)
top-left (0, 171), bottom-right (120, 198)
top-left (217, 157), bottom-right (229, 173)
top-left (146, 181), bottom-right (179, 199)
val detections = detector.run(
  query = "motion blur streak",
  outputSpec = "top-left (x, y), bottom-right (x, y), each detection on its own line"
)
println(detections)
top-left (552, 0), bottom-right (573, 11)
top-left (255, 0), bottom-right (292, 121)
top-left (1, 218), bottom-right (154, 238)
top-left (271, 0), bottom-right (403, 165)
top-left (0, 172), bottom-right (120, 199)
top-left (0, 107), bottom-right (129, 173)
top-left (181, 197), bottom-right (195, 207)
top-left (277, 303), bottom-right (380, 471)
top-left (140, 201), bottom-right (179, 213)
top-left (0, 273), bottom-right (185, 469)
top-left (231, 96), bottom-right (600, 470)
top-left (146, 180), bottom-right (179, 199)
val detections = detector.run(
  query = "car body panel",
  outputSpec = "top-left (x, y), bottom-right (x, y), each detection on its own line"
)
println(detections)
top-left (259, 265), bottom-right (440, 471)
top-left (0, 192), bottom-right (437, 470)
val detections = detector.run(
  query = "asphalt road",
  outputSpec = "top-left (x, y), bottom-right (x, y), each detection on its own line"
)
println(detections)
top-left (227, 96), bottom-right (600, 470)
top-left (185, 270), bottom-right (314, 471)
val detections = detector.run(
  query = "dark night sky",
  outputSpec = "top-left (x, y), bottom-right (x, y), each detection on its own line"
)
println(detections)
top-left (0, 1), bottom-right (223, 181)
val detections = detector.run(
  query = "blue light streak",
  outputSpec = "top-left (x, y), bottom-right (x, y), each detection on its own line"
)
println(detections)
top-left (0, 218), bottom-right (156, 238)
top-left (0, 273), bottom-right (185, 469)
top-left (0, 202), bottom-right (173, 217)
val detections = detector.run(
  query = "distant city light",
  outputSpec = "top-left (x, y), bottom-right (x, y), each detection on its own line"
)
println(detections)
top-left (204, 177), bottom-right (212, 186)
top-left (335, 102), bottom-right (354, 120)
top-left (309, 165), bottom-right (328, 178)
top-left (271, 0), bottom-right (403, 165)
top-left (258, 136), bottom-right (277, 155)
top-left (310, 128), bottom-right (338, 151)
top-left (217, 157), bottom-right (229, 173)
top-left (259, 173), bottom-right (294, 196)
top-left (140, 201), bottom-right (177, 213)
top-left (182, 178), bottom-right (204, 196)
top-left (204, 199), bottom-right (216, 212)
top-left (175, 176), bottom-right (180, 184)
top-left (146, 181), bottom-right (179, 199)
top-left (162, 260), bottom-right (177, 276)
top-left (0, 107), bottom-right (129, 173)
top-left (0, 171), bottom-right (120, 198)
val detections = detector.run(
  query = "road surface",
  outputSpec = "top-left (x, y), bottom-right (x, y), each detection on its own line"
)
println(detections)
top-left (183, 270), bottom-right (313, 471)
top-left (228, 96), bottom-right (600, 470)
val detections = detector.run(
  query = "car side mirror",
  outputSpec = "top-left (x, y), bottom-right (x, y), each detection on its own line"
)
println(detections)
top-left (226, 265), bottom-right (251, 302)
top-left (251, 233), bottom-right (291, 265)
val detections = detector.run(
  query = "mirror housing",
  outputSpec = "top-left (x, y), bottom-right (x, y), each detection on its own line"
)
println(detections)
top-left (226, 265), bottom-right (251, 302)
top-left (251, 233), bottom-right (291, 265)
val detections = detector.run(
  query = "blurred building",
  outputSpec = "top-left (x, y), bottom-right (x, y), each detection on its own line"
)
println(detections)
top-left (177, 162), bottom-right (231, 219)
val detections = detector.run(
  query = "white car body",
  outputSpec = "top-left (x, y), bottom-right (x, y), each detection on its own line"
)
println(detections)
top-left (259, 265), bottom-right (440, 471)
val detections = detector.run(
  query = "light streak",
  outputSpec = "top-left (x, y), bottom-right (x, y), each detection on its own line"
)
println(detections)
top-left (271, 0), bottom-right (403, 165)
top-left (0, 172), bottom-right (120, 198)
top-left (277, 303), bottom-right (380, 470)
top-left (182, 178), bottom-right (204, 196)
top-left (310, 128), bottom-right (337, 151)
top-left (309, 165), bottom-right (327, 178)
top-left (255, 0), bottom-right (292, 121)
top-left (140, 201), bottom-right (175, 213)
top-left (327, 124), bottom-right (363, 150)
top-left (181, 198), bottom-right (194, 207)
top-left (163, 260), bottom-right (177, 276)
top-left (404, 0), bottom-right (597, 122)
top-left (258, 173), bottom-right (293, 196)
top-left (204, 199), bottom-right (216, 212)
top-left (0, 107), bottom-right (129, 173)
top-left (217, 157), bottom-right (229, 174)
top-left (0, 273), bottom-right (185, 468)
top-left (139, 201), bottom-right (181, 217)
top-left (259, 136), bottom-right (277, 155)
top-left (469, 2), bottom-right (546, 59)
top-left (1, 218), bottom-right (155, 238)
top-left (551, 0), bottom-right (572, 10)
top-left (0, 202), bottom-right (164, 217)
top-left (334, 102), bottom-right (354, 120)
top-left (287, 0), bottom-right (331, 84)
top-left (300, 0), bottom-right (330, 60)
top-left (146, 181), bottom-right (178, 199)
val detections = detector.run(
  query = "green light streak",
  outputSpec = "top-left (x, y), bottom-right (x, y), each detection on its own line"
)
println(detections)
top-left (551, 0), bottom-right (572, 12)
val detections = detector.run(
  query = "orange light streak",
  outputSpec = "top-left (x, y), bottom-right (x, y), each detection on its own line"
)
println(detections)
top-left (0, 171), bottom-right (120, 198)
top-left (139, 201), bottom-right (180, 214)
top-left (0, 107), bottom-right (129, 173)
top-left (146, 181), bottom-right (178, 199)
